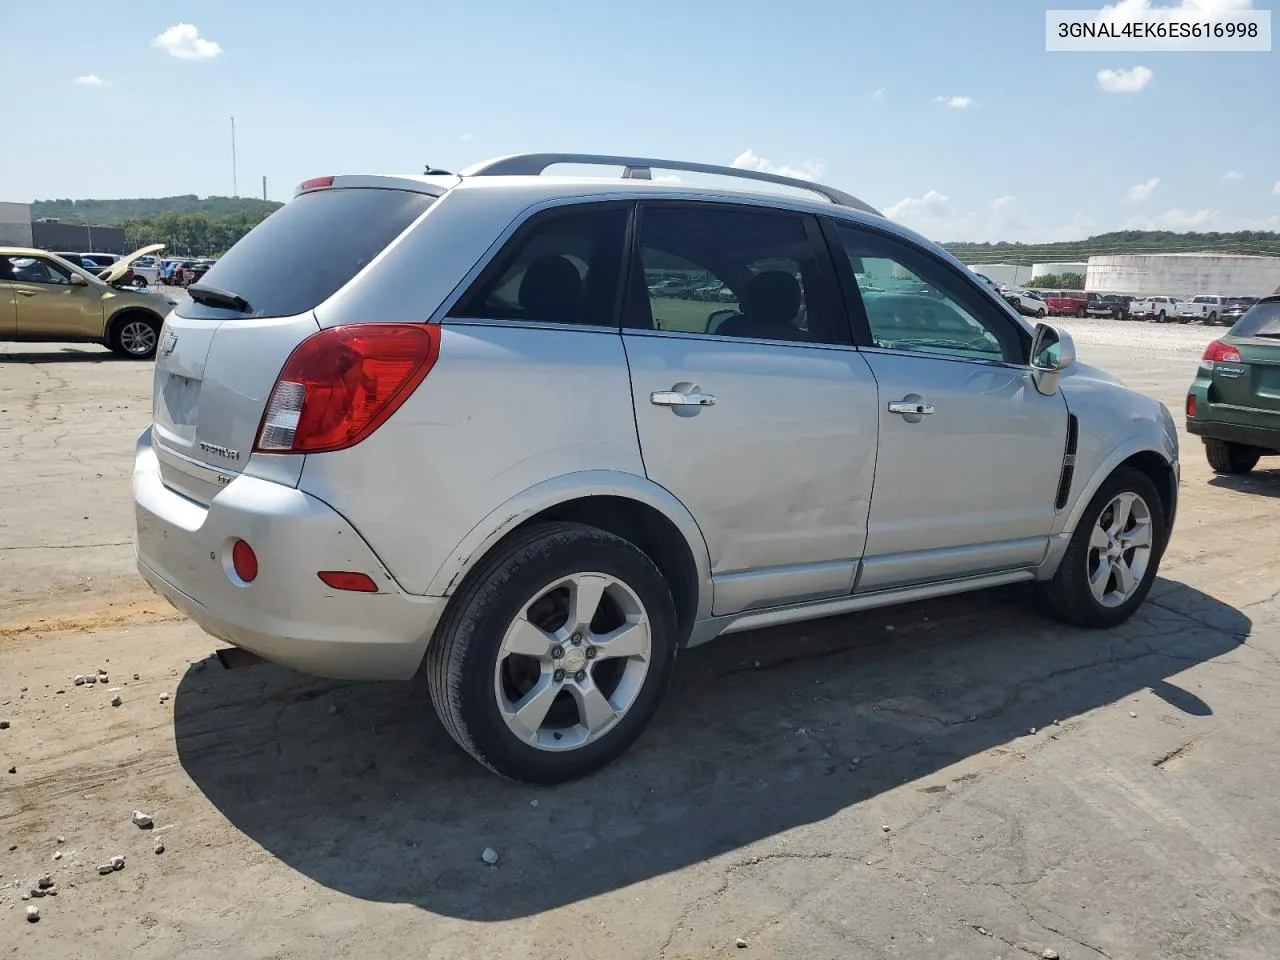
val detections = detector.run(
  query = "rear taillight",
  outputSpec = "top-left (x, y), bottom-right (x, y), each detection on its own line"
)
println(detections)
top-left (1199, 339), bottom-right (1242, 371)
top-left (232, 540), bottom-right (258, 583)
top-left (1186, 394), bottom-right (1196, 417)
top-left (255, 324), bottom-right (440, 454)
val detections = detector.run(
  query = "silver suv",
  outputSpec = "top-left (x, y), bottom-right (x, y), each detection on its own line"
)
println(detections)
top-left (133, 153), bottom-right (1179, 782)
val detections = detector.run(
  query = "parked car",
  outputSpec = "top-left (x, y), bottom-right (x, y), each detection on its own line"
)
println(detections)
top-left (1216, 297), bottom-right (1258, 327)
top-left (1130, 296), bottom-right (1181, 323)
top-left (1186, 295), bottom-right (1280, 473)
top-left (0, 244), bottom-right (174, 357)
top-left (1003, 288), bottom-right (1048, 318)
top-left (128, 256), bottom-right (162, 287)
top-left (1085, 293), bottom-right (1132, 321)
top-left (1176, 295), bottom-right (1231, 325)
top-left (133, 153), bottom-right (1179, 782)
top-left (177, 259), bottom-right (214, 286)
top-left (1040, 290), bottom-right (1089, 318)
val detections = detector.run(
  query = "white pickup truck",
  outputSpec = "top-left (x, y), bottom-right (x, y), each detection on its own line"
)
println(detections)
top-left (1130, 295), bottom-right (1181, 323)
top-left (1176, 295), bottom-right (1231, 325)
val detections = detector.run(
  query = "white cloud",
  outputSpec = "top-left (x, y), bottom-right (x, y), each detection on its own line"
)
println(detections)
top-left (1127, 177), bottom-right (1160, 202)
top-left (152, 23), bottom-right (222, 60)
top-left (991, 195), bottom-right (1017, 213)
top-left (870, 87), bottom-right (885, 99)
top-left (75, 74), bottom-right (108, 87)
top-left (884, 189), bottom-right (955, 222)
top-left (1274, 181), bottom-right (1280, 197)
top-left (1097, 66), bottom-right (1153, 92)
top-left (458, 132), bottom-right (472, 141)
top-left (1222, 170), bottom-right (1244, 181)
top-left (934, 96), bottom-right (973, 109)
top-left (730, 149), bottom-right (825, 181)
top-left (1125, 207), bottom-right (1217, 230)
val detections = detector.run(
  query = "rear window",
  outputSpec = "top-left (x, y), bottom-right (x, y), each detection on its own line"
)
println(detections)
top-left (1231, 300), bottom-right (1280, 338)
top-left (176, 188), bottom-right (434, 320)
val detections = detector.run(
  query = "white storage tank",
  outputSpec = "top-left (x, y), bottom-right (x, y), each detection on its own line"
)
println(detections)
top-left (0, 201), bottom-right (33, 247)
top-left (1031, 262), bottom-right (1088, 280)
top-left (1086, 253), bottom-right (1280, 297)
top-left (966, 263), bottom-right (1033, 287)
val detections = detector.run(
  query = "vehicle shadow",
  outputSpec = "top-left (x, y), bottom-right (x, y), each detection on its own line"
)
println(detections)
top-left (173, 577), bottom-right (1247, 920)
top-left (0, 348), bottom-right (121, 363)
top-left (1208, 470), bottom-right (1280, 499)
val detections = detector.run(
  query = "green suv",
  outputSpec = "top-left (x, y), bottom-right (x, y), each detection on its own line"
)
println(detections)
top-left (1186, 295), bottom-right (1280, 474)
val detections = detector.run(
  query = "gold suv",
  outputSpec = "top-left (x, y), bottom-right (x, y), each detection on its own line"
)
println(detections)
top-left (1, 244), bottom-right (175, 358)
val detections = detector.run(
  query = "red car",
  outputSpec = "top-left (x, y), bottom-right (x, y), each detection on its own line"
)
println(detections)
top-left (1039, 290), bottom-right (1089, 318)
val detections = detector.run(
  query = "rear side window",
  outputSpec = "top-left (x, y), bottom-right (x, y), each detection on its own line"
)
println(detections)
top-left (176, 188), bottom-right (433, 320)
top-left (1231, 300), bottom-right (1280, 338)
top-left (450, 206), bottom-right (628, 326)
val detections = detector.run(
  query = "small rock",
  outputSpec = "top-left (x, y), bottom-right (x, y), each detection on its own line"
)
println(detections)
top-left (97, 863), bottom-right (114, 875)
top-left (881, 824), bottom-right (891, 832)
top-left (56, 836), bottom-right (64, 844)
top-left (26, 905), bottom-right (39, 922)
top-left (977, 926), bottom-right (989, 936)
top-left (36, 875), bottom-right (53, 889)
top-left (29, 887), bottom-right (46, 898)
top-left (736, 937), bottom-right (748, 949)
top-left (112, 694), bottom-right (122, 707)
top-left (1042, 950), bottom-right (1060, 959)
top-left (8, 766), bottom-right (15, 774)
top-left (132, 811), bottom-right (153, 829)
top-left (481, 847), bottom-right (499, 865)
top-left (327, 704), bottom-right (338, 716)
top-left (1053, 719), bottom-right (1061, 726)
top-left (159, 693), bottom-right (170, 702)
top-left (46, 886), bottom-right (57, 896)
top-left (529, 799), bottom-right (538, 807)
top-left (75, 675), bottom-right (87, 686)
top-left (1129, 711), bottom-right (1138, 718)
top-left (1029, 727), bottom-right (1037, 735)
top-left (21, 892), bottom-right (29, 900)
top-left (884, 624), bottom-right (895, 632)
top-left (8, 843), bottom-right (16, 851)
top-left (133, 673), bottom-right (140, 681)
top-left (85, 675), bottom-right (97, 685)
top-left (110, 855), bottom-right (125, 871)
top-left (153, 839), bottom-right (165, 855)
top-left (53, 852), bottom-right (62, 861)
top-left (97, 673), bottom-right (109, 683)
top-left (0, 719), bottom-right (9, 730)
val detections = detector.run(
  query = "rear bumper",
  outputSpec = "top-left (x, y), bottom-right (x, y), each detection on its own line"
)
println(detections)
top-left (1187, 417), bottom-right (1280, 453)
top-left (133, 428), bottom-right (447, 680)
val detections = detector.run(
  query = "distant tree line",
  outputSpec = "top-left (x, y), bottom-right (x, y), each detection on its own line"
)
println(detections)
top-left (1029, 272), bottom-right (1084, 289)
top-left (949, 229), bottom-right (1280, 266)
top-left (32, 195), bottom-right (281, 226)
top-left (122, 211), bottom-right (273, 257)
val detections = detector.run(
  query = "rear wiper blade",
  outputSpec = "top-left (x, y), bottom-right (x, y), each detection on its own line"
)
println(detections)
top-left (188, 283), bottom-right (252, 312)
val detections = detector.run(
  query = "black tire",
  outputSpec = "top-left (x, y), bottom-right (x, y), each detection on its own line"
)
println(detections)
top-left (1157, 310), bottom-right (1166, 323)
top-left (1204, 438), bottom-right (1260, 475)
top-left (131, 276), bottom-right (148, 288)
top-left (1207, 312), bottom-right (1217, 325)
top-left (107, 312), bottom-right (162, 359)
top-left (1035, 466), bottom-right (1167, 629)
top-left (1036, 308), bottom-right (1046, 318)
top-left (1076, 307), bottom-right (1086, 318)
top-left (425, 521), bottom-right (680, 783)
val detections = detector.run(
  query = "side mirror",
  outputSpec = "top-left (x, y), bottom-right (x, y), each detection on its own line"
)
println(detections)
top-left (69, 273), bottom-right (89, 287)
top-left (1030, 322), bottom-right (1075, 395)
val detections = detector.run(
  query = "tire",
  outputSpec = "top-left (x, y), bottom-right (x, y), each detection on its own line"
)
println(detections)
top-left (1157, 311), bottom-right (1166, 323)
top-left (1076, 308), bottom-right (1086, 318)
top-left (1207, 312), bottom-right (1217, 325)
top-left (131, 276), bottom-right (148, 288)
top-left (107, 312), bottom-right (162, 359)
top-left (1204, 438), bottom-right (1260, 475)
top-left (426, 521), bottom-right (680, 783)
top-left (1036, 308), bottom-right (1046, 318)
top-left (1035, 466), bottom-right (1166, 629)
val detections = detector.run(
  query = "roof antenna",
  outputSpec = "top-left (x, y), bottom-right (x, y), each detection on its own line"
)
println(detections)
top-left (423, 163), bottom-right (453, 175)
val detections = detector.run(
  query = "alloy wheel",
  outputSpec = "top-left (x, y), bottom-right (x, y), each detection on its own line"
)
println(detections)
top-left (1087, 492), bottom-right (1153, 607)
top-left (119, 320), bottom-right (157, 356)
top-left (493, 572), bottom-right (652, 751)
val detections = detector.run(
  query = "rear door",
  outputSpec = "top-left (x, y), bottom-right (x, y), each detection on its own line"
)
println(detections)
top-left (152, 185), bottom-right (436, 503)
top-left (0, 260), bottom-right (15, 335)
top-left (825, 220), bottom-right (1068, 591)
top-left (622, 202), bottom-right (879, 616)
top-left (1215, 301), bottom-right (1280, 423)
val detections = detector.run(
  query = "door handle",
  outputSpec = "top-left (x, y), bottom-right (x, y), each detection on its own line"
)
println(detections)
top-left (651, 390), bottom-right (717, 407)
top-left (17, 290), bottom-right (36, 297)
top-left (888, 399), bottom-right (935, 416)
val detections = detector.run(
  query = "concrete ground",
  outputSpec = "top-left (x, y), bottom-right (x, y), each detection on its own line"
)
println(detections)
top-left (2, 318), bottom-right (1279, 959)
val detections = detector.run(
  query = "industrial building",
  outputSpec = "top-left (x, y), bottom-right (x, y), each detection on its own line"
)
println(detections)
top-left (0, 202), bottom-right (125, 253)
top-left (0, 201), bottom-right (33, 246)
top-left (1032, 261), bottom-right (1088, 280)
top-left (1086, 253), bottom-right (1280, 298)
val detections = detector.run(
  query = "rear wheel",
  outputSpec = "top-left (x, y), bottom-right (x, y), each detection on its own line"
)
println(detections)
top-left (1207, 311), bottom-right (1218, 325)
top-left (1035, 308), bottom-right (1046, 318)
top-left (131, 276), bottom-right (148, 288)
top-left (1157, 310), bottom-right (1166, 323)
top-left (1076, 307), bottom-right (1086, 318)
top-left (1204, 438), bottom-right (1260, 475)
top-left (108, 313), bottom-right (161, 359)
top-left (1036, 467), bottom-right (1165, 628)
top-left (426, 522), bottom-right (680, 782)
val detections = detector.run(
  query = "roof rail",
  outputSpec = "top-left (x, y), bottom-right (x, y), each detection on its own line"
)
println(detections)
top-left (460, 153), bottom-right (881, 217)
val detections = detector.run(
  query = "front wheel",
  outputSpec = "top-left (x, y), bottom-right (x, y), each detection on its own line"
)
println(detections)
top-left (1207, 312), bottom-right (1218, 325)
top-left (1076, 307), bottom-right (1087, 318)
top-left (108, 313), bottom-right (161, 359)
top-left (1035, 467), bottom-right (1166, 628)
top-left (1205, 438), bottom-right (1260, 475)
top-left (1157, 310), bottom-right (1167, 323)
top-left (426, 522), bottom-right (680, 783)
top-left (1036, 308), bottom-right (1046, 318)
top-left (131, 276), bottom-right (148, 288)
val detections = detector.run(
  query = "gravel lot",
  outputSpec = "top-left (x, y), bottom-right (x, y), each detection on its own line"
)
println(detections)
top-left (2, 317), bottom-right (1279, 959)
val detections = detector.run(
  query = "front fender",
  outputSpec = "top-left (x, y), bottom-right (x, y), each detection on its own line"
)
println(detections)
top-left (425, 470), bottom-right (714, 621)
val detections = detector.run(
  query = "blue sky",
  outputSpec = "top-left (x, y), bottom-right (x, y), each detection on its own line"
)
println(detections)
top-left (2, 0), bottom-right (1276, 242)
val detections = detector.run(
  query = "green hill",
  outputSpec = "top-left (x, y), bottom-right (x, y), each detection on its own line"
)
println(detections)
top-left (946, 230), bottom-right (1280, 266)
top-left (31, 195), bottom-right (282, 227)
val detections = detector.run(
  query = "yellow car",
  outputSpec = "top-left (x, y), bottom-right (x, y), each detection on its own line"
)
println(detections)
top-left (1, 244), bottom-right (176, 359)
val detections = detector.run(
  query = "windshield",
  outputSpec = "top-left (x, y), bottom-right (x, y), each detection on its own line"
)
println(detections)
top-left (1230, 300), bottom-right (1280, 338)
top-left (175, 188), bottom-right (434, 320)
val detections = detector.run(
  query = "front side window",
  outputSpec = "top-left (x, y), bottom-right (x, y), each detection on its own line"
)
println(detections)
top-left (5, 256), bottom-right (72, 285)
top-left (831, 223), bottom-right (1023, 363)
top-left (451, 206), bottom-right (627, 326)
top-left (629, 205), bottom-right (832, 344)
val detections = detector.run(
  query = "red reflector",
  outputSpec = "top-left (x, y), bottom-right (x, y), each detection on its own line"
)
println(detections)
top-left (299, 176), bottom-right (335, 191)
top-left (1202, 339), bottom-right (1242, 365)
top-left (1186, 394), bottom-right (1196, 417)
top-left (231, 540), bottom-right (258, 583)
top-left (255, 324), bottom-right (441, 454)
top-left (318, 571), bottom-right (379, 593)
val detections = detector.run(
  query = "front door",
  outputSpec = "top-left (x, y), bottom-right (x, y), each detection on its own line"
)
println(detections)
top-left (0, 272), bottom-right (15, 336)
top-left (6, 255), bottom-right (104, 338)
top-left (825, 221), bottom-right (1068, 591)
top-left (623, 203), bottom-right (880, 616)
